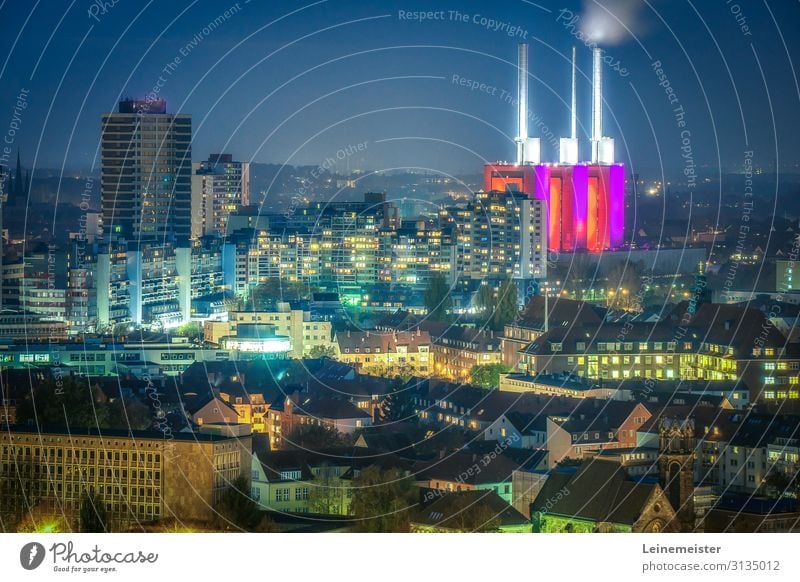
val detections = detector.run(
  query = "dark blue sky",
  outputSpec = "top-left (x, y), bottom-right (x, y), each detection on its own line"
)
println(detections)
top-left (1, 0), bottom-right (799, 181)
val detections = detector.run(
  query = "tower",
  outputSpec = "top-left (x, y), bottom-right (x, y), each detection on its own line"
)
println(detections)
top-left (101, 99), bottom-right (192, 243)
top-left (659, 417), bottom-right (696, 532)
top-left (100, 99), bottom-right (193, 326)
top-left (590, 48), bottom-right (615, 165)
top-left (515, 43), bottom-right (540, 165)
top-left (558, 46), bottom-right (579, 164)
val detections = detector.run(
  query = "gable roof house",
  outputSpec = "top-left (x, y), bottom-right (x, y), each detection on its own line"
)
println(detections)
top-left (412, 489), bottom-right (531, 533)
top-left (531, 458), bottom-right (678, 533)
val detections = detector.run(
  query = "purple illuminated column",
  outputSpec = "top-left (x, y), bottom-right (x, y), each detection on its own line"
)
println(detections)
top-left (572, 164), bottom-right (588, 250)
top-left (534, 164), bottom-right (552, 250)
top-left (609, 163), bottom-right (625, 248)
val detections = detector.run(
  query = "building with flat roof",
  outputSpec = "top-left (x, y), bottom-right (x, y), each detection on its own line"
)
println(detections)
top-left (101, 99), bottom-right (191, 243)
top-left (191, 153), bottom-right (250, 239)
top-left (0, 426), bottom-right (251, 531)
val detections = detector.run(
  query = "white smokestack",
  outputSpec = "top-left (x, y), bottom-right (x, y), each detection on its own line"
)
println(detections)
top-left (515, 43), bottom-right (540, 165)
top-left (571, 45), bottom-right (577, 140)
top-left (591, 47), bottom-right (603, 163)
top-left (516, 43), bottom-right (528, 165)
top-left (559, 46), bottom-right (579, 164)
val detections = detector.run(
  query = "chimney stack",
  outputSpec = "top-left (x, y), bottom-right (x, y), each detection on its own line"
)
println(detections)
top-left (515, 43), bottom-right (540, 165)
top-left (516, 43), bottom-right (528, 166)
top-left (591, 47), bottom-right (615, 164)
top-left (559, 46), bottom-right (579, 164)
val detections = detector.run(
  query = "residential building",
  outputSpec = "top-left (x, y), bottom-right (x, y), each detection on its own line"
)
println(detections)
top-left (188, 395), bottom-right (241, 427)
top-left (335, 329), bottom-right (432, 377)
top-left (412, 489), bottom-right (531, 533)
top-left (517, 301), bottom-right (800, 407)
top-left (444, 190), bottom-right (547, 282)
top-left (705, 495), bottom-right (800, 532)
top-left (545, 401), bottom-right (651, 468)
top-left (191, 153), bottom-right (250, 238)
top-left (101, 98), bottom-right (191, 243)
top-left (251, 450), bottom-right (352, 515)
top-left (502, 296), bottom-right (606, 369)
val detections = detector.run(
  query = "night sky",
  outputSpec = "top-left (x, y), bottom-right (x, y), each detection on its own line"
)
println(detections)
top-left (1, 0), bottom-right (799, 182)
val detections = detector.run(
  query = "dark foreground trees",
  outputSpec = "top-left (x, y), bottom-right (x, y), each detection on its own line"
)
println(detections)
top-left (350, 466), bottom-right (417, 532)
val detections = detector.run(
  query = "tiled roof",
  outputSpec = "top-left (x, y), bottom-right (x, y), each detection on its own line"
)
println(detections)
top-left (413, 489), bottom-right (530, 529)
top-left (336, 329), bottom-right (431, 353)
top-left (531, 458), bottom-right (661, 525)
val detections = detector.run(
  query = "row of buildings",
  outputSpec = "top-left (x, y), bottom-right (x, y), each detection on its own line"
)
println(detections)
top-left (1, 97), bottom-right (547, 333)
top-left (1, 191), bottom-right (546, 332)
top-left (3, 294), bottom-right (798, 413)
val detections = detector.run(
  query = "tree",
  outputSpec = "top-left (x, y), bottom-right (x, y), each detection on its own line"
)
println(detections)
top-left (379, 378), bottom-right (417, 424)
top-left (16, 377), bottom-right (112, 428)
top-left (109, 396), bottom-right (152, 431)
top-left (424, 273), bottom-right (452, 322)
top-left (308, 464), bottom-right (347, 515)
top-left (474, 284), bottom-right (495, 318)
top-left (248, 278), bottom-right (319, 310)
top-left (492, 277), bottom-right (519, 331)
top-left (350, 466), bottom-right (417, 532)
top-left (175, 321), bottom-right (203, 342)
top-left (214, 476), bottom-right (261, 531)
top-left (762, 467), bottom-right (800, 499)
top-left (79, 490), bottom-right (108, 532)
top-left (435, 494), bottom-right (501, 532)
top-left (308, 345), bottom-right (336, 359)
top-left (606, 261), bottom-right (643, 310)
top-left (474, 278), bottom-right (519, 331)
top-left (469, 363), bottom-right (511, 389)
top-left (1, 458), bottom-right (43, 532)
top-left (15, 377), bottom-right (154, 431)
top-left (15, 503), bottom-right (70, 533)
top-left (286, 423), bottom-right (350, 450)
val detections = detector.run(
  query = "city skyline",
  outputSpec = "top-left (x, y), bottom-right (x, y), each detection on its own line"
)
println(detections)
top-left (2, 0), bottom-right (800, 558)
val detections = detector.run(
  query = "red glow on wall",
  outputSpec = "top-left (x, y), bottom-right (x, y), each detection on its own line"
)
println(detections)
top-left (549, 177), bottom-right (561, 252)
top-left (483, 161), bottom-right (623, 255)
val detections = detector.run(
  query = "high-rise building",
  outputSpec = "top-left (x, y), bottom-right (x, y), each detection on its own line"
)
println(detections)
top-left (191, 153), bottom-right (250, 238)
top-left (101, 99), bottom-right (192, 243)
top-left (446, 190), bottom-right (546, 282)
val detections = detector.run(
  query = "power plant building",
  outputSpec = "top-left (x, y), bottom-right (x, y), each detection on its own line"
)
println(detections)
top-left (484, 44), bottom-right (624, 254)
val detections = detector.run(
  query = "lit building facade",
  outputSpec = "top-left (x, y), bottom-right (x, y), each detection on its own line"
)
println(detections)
top-left (445, 189), bottom-right (547, 281)
top-left (191, 153), bottom-right (250, 239)
top-left (483, 162), bottom-right (624, 253)
top-left (101, 99), bottom-right (192, 243)
top-left (0, 427), bottom-right (251, 530)
top-left (204, 305), bottom-right (333, 358)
